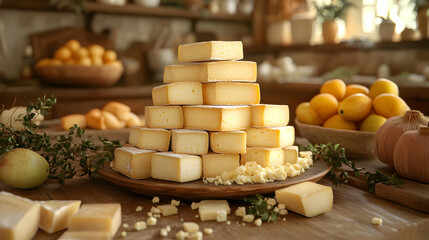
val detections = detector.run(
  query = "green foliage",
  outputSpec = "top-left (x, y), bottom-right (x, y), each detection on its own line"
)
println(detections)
top-left (243, 194), bottom-right (278, 222)
top-left (315, 0), bottom-right (353, 21)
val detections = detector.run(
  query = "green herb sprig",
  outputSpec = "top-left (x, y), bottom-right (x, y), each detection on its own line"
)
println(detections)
top-left (243, 194), bottom-right (278, 222)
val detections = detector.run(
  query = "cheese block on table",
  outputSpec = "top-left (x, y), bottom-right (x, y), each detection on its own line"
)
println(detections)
top-left (275, 182), bottom-right (333, 217)
top-left (102, 102), bottom-right (131, 122)
top-left (113, 147), bottom-right (155, 179)
top-left (171, 129), bottom-right (209, 155)
top-left (183, 105), bottom-right (251, 131)
top-left (39, 200), bottom-right (81, 234)
top-left (251, 104), bottom-right (289, 127)
top-left (58, 231), bottom-right (112, 240)
top-left (145, 106), bottom-right (183, 129)
top-left (245, 126), bottom-right (295, 148)
top-left (241, 147), bottom-right (285, 167)
top-left (202, 82), bottom-right (260, 105)
top-left (202, 153), bottom-right (240, 178)
top-left (151, 152), bottom-right (202, 183)
top-left (163, 61), bottom-right (257, 83)
top-left (129, 127), bottom-right (171, 151)
top-left (68, 203), bottom-right (121, 236)
top-left (61, 114), bottom-right (87, 130)
top-left (209, 131), bottom-right (246, 154)
top-left (284, 146), bottom-right (299, 164)
top-left (0, 191), bottom-right (41, 240)
top-left (198, 200), bottom-right (231, 221)
top-left (152, 82), bottom-right (203, 106)
top-left (178, 41), bottom-right (243, 63)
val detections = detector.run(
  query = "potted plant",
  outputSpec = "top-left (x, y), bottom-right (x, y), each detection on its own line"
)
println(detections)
top-left (411, 0), bottom-right (429, 38)
top-left (315, 0), bottom-right (352, 44)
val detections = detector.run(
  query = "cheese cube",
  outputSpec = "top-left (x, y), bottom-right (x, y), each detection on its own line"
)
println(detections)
top-left (178, 41), bottom-right (243, 63)
top-left (113, 147), bottom-right (155, 179)
top-left (151, 152), bottom-right (202, 183)
top-left (58, 231), bottom-right (112, 240)
top-left (39, 200), bottom-right (81, 234)
top-left (202, 153), bottom-right (240, 178)
top-left (129, 127), bottom-right (171, 151)
top-left (245, 126), bottom-right (295, 148)
top-left (164, 61), bottom-right (257, 83)
top-left (251, 104), bottom-right (289, 127)
top-left (152, 82), bottom-right (203, 106)
top-left (171, 129), bottom-right (208, 155)
top-left (157, 204), bottom-right (178, 216)
top-left (241, 147), bottom-right (285, 167)
top-left (68, 203), bottom-right (121, 236)
top-left (275, 182), bottom-right (333, 217)
top-left (198, 200), bottom-right (230, 221)
top-left (145, 106), bottom-right (183, 129)
top-left (183, 222), bottom-right (199, 233)
top-left (202, 82), bottom-right (260, 105)
top-left (209, 131), bottom-right (246, 154)
top-left (183, 105), bottom-right (251, 131)
top-left (0, 192), bottom-right (41, 240)
top-left (284, 146), bottom-right (299, 164)
top-left (61, 114), bottom-right (87, 130)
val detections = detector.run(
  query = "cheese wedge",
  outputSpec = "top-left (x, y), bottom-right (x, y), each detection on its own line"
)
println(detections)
top-left (163, 61), bottom-right (257, 83)
top-left (284, 146), bottom-right (299, 164)
top-left (209, 131), bottom-right (246, 154)
top-left (171, 129), bottom-right (209, 155)
top-left (129, 127), bottom-right (171, 151)
top-left (68, 203), bottom-right (121, 236)
top-left (251, 104), bottom-right (289, 127)
top-left (113, 147), bottom-right (155, 179)
top-left (61, 114), bottom-right (87, 130)
top-left (58, 231), bottom-right (112, 240)
top-left (198, 200), bottom-right (230, 221)
top-left (0, 192), bottom-right (41, 240)
top-left (183, 105), bottom-right (251, 131)
top-left (152, 82), bottom-right (203, 106)
top-left (241, 147), bottom-right (285, 167)
top-left (151, 152), bottom-right (202, 183)
top-left (202, 82), bottom-right (260, 105)
top-left (202, 153), bottom-right (240, 178)
top-left (145, 106), bottom-right (183, 129)
top-left (39, 200), bottom-right (81, 234)
top-left (245, 126), bottom-right (295, 148)
top-left (275, 182), bottom-right (333, 217)
top-left (178, 41), bottom-right (243, 63)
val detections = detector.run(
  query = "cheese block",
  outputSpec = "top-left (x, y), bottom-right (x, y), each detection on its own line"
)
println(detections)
top-left (68, 203), bottom-right (121, 236)
top-left (275, 182), bottom-right (333, 217)
top-left (171, 129), bottom-right (209, 155)
top-left (58, 231), bottom-right (112, 240)
top-left (86, 108), bottom-right (106, 130)
top-left (283, 146), bottom-right (298, 164)
top-left (202, 82), bottom-right (260, 105)
top-left (163, 61), bottom-right (257, 83)
top-left (129, 127), bottom-right (171, 151)
top-left (113, 147), bottom-right (155, 179)
top-left (151, 152), bottom-right (202, 183)
top-left (245, 126), bottom-right (295, 148)
top-left (178, 41), bottom-right (243, 63)
top-left (251, 104), bottom-right (289, 127)
top-left (102, 102), bottom-right (131, 122)
top-left (202, 153), bottom-right (240, 178)
top-left (0, 192), bottom-right (41, 240)
top-left (241, 147), bottom-right (285, 167)
top-left (198, 200), bottom-right (230, 221)
top-left (183, 105), bottom-right (251, 131)
top-left (157, 204), bottom-right (178, 216)
top-left (145, 106), bottom-right (183, 129)
top-left (152, 82), bottom-right (203, 106)
top-left (39, 200), bottom-right (81, 234)
top-left (61, 114), bottom-right (87, 130)
top-left (209, 131), bottom-right (246, 154)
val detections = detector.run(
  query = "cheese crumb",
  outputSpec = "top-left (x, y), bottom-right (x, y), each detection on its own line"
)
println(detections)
top-left (134, 221), bottom-right (147, 231)
top-left (147, 217), bottom-right (157, 226)
top-left (151, 206), bottom-right (161, 214)
top-left (372, 217), bottom-right (383, 226)
top-left (160, 228), bottom-right (169, 237)
top-left (254, 218), bottom-right (262, 227)
top-left (266, 198), bottom-right (277, 206)
top-left (122, 223), bottom-right (129, 228)
top-left (195, 214), bottom-right (199, 218)
top-left (191, 202), bottom-right (199, 210)
top-left (203, 228), bottom-right (213, 235)
top-left (273, 207), bottom-right (279, 213)
top-left (216, 210), bottom-right (227, 222)
top-left (282, 218), bottom-right (287, 221)
top-left (166, 226), bottom-right (171, 232)
top-left (152, 196), bottom-right (160, 204)
top-left (175, 230), bottom-right (189, 240)
top-left (235, 206), bottom-right (246, 217)
top-left (188, 231), bottom-right (203, 240)
top-left (154, 213), bottom-right (161, 218)
top-left (278, 203), bottom-right (286, 210)
top-left (183, 222), bottom-right (199, 233)
top-left (180, 218), bottom-right (184, 221)
top-left (279, 209), bottom-right (288, 215)
top-left (136, 206), bottom-right (143, 212)
top-left (226, 220), bottom-right (231, 225)
top-left (147, 212), bottom-right (153, 217)
top-left (121, 231), bottom-right (127, 237)
top-left (171, 199), bottom-right (181, 206)
top-left (243, 214), bottom-right (255, 222)
top-left (242, 223), bottom-right (246, 226)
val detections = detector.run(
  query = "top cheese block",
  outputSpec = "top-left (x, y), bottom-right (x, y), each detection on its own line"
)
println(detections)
top-left (178, 41), bottom-right (243, 63)
top-left (163, 61), bottom-right (257, 83)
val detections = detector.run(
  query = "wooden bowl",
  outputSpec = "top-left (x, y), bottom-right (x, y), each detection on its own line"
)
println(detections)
top-left (35, 64), bottom-right (124, 87)
top-left (295, 118), bottom-right (376, 159)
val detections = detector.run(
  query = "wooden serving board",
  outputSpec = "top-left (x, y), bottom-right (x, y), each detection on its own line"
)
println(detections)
top-left (98, 160), bottom-right (331, 200)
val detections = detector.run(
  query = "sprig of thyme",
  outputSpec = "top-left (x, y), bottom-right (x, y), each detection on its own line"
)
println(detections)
top-left (243, 194), bottom-right (278, 222)
top-left (300, 142), bottom-right (405, 192)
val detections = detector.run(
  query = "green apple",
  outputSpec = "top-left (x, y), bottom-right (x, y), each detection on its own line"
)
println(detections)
top-left (0, 148), bottom-right (49, 189)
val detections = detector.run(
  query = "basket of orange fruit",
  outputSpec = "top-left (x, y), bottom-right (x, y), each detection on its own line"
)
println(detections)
top-left (34, 39), bottom-right (123, 87)
top-left (295, 78), bottom-right (409, 158)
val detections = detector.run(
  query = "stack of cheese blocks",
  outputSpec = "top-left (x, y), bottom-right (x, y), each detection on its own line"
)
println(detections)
top-left (113, 41), bottom-right (298, 183)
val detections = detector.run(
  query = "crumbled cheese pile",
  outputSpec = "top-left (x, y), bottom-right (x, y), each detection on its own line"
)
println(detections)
top-left (203, 151), bottom-right (313, 185)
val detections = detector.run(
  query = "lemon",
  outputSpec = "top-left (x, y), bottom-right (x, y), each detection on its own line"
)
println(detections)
top-left (373, 93), bottom-right (409, 118)
top-left (338, 93), bottom-right (372, 122)
top-left (310, 93), bottom-right (338, 121)
top-left (73, 47), bottom-right (89, 60)
top-left (54, 47), bottom-right (72, 62)
top-left (88, 44), bottom-right (105, 57)
top-left (369, 78), bottom-right (399, 99)
top-left (103, 50), bottom-right (117, 64)
top-left (323, 114), bottom-right (357, 130)
top-left (360, 114), bottom-right (387, 132)
top-left (345, 84), bottom-right (369, 98)
top-left (65, 39), bottom-right (81, 52)
top-left (320, 79), bottom-right (346, 101)
top-left (296, 102), bottom-right (324, 125)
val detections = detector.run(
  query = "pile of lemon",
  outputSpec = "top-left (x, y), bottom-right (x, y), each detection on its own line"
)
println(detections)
top-left (35, 39), bottom-right (121, 67)
top-left (296, 78), bottom-right (409, 132)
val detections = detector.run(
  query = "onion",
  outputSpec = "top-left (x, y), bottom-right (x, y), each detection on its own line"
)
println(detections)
top-left (374, 110), bottom-right (427, 168)
top-left (393, 123), bottom-right (429, 183)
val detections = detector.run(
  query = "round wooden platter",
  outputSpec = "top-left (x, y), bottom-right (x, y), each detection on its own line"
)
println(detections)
top-left (98, 160), bottom-right (331, 200)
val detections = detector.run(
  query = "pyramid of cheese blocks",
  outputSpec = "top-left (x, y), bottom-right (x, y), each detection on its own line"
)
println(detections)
top-left (112, 41), bottom-right (299, 183)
